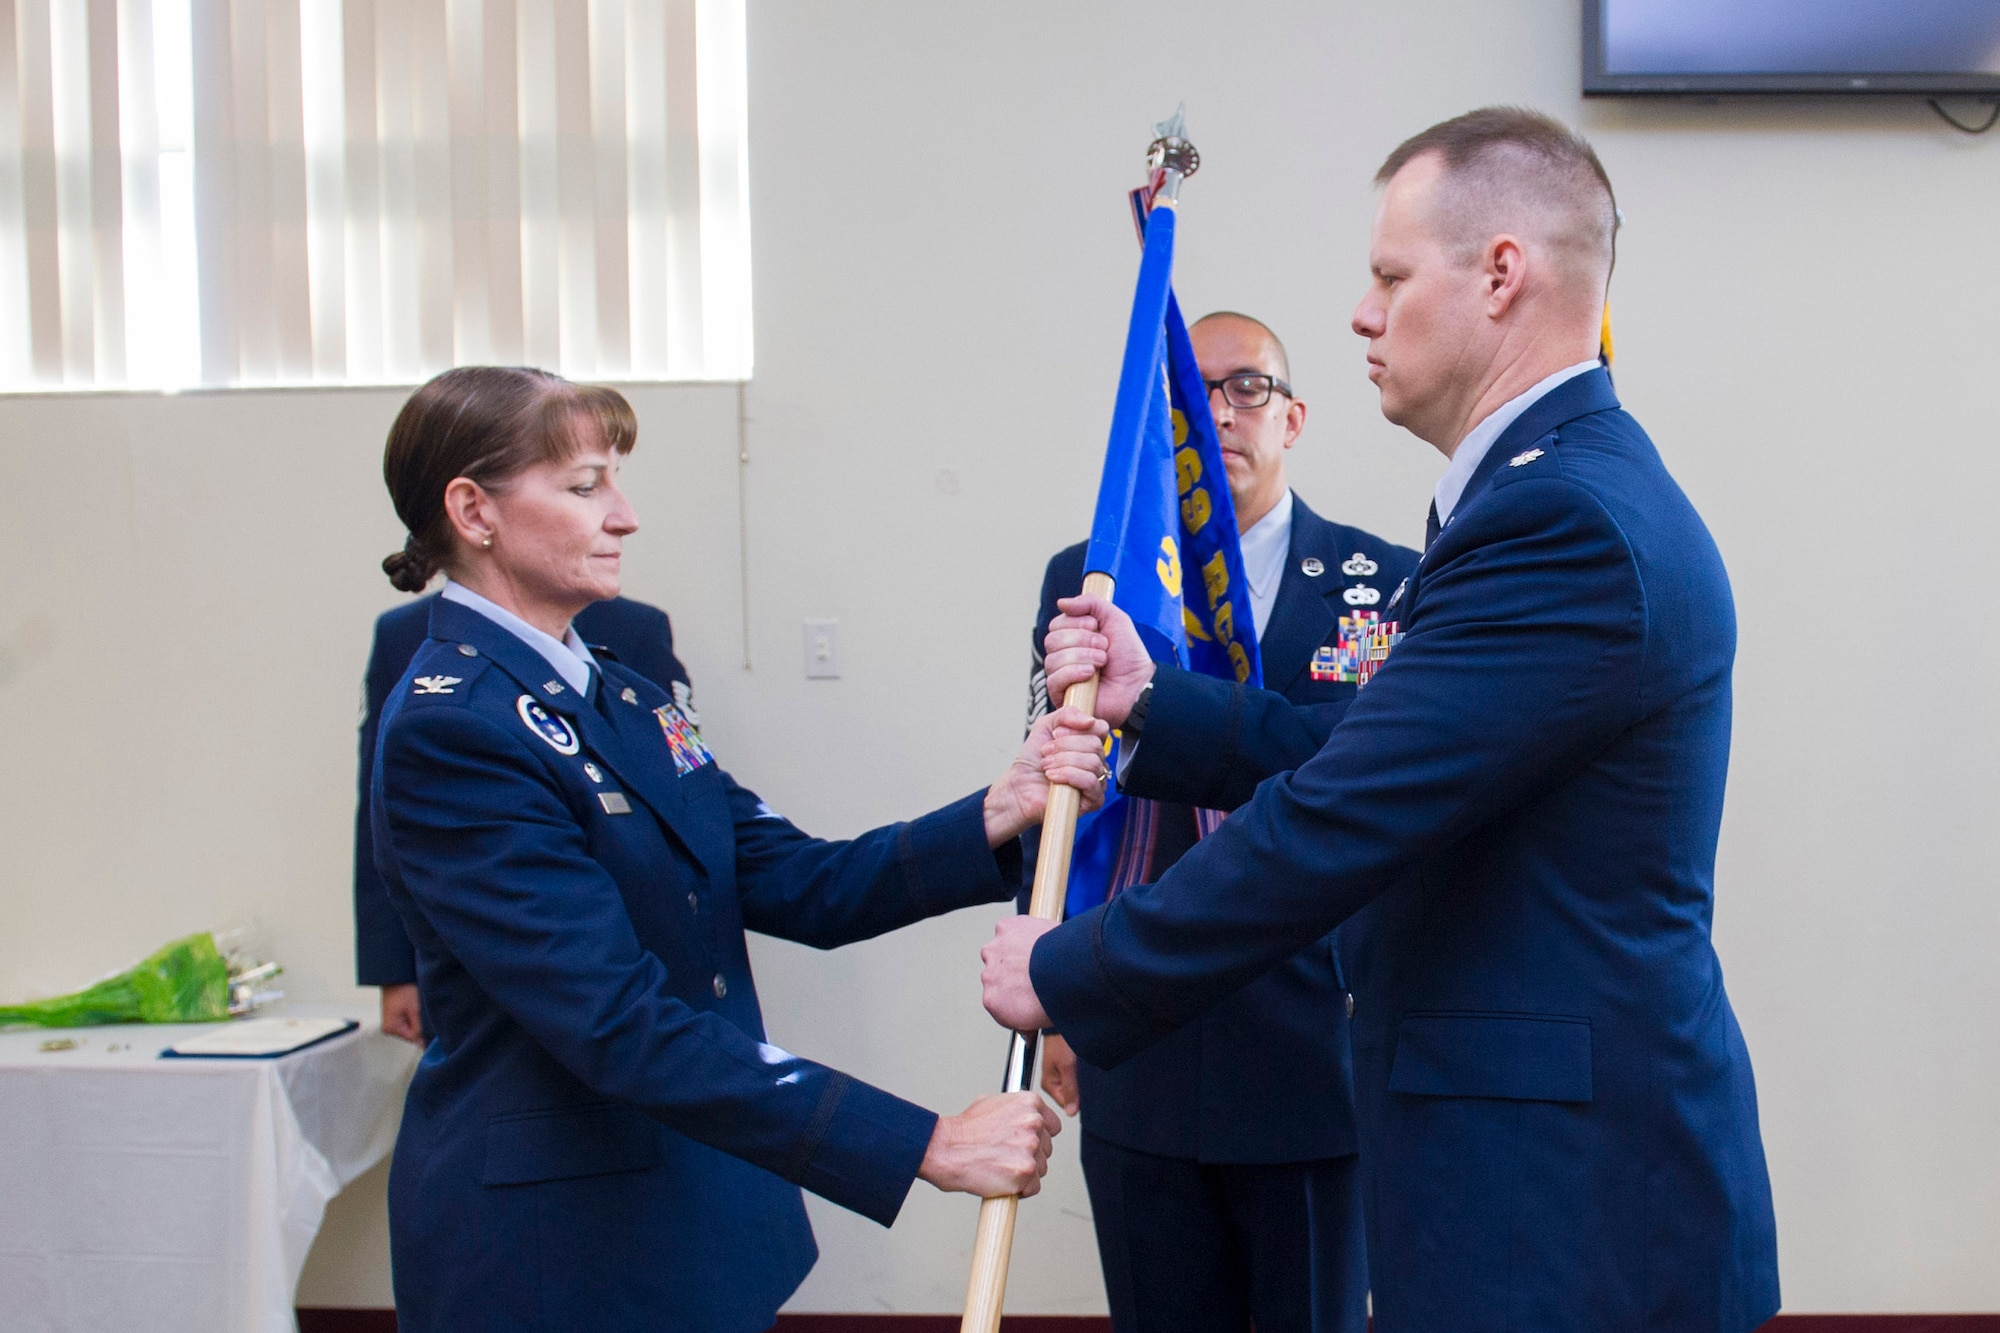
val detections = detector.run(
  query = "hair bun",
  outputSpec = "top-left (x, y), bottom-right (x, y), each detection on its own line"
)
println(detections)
top-left (382, 539), bottom-right (435, 593)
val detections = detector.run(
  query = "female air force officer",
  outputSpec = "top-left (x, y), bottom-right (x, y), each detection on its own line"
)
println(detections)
top-left (369, 367), bottom-right (1101, 1333)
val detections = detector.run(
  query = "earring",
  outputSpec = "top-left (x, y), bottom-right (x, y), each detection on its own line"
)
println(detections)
top-left (481, 536), bottom-right (493, 548)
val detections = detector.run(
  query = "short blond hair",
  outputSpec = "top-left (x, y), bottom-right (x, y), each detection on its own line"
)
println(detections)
top-left (1377, 106), bottom-right (1617, 288)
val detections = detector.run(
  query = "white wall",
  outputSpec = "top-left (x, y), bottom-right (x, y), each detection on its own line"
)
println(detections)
top-left (2, 0), bottom-right (1996, 1315)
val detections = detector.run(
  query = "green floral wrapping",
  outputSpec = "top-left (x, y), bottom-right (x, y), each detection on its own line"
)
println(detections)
top-left (0, 933), bottom-right (232, 1028)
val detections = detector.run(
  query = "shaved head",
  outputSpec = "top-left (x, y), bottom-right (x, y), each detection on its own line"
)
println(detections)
top-left (1375, 107), bottom-right (1617, 300)
top-left (1191, 310), bottom-right (1291, 382)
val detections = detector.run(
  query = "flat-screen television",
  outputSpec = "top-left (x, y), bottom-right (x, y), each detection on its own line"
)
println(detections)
top-left (1584, 0), bottom-right (2000, 96)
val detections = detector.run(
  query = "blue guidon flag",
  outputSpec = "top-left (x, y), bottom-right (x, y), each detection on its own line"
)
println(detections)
top-left (1064, 110), bottom-right (1260, 918)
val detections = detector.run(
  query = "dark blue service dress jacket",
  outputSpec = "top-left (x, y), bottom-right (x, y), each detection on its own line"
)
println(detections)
top-left (1026, 494), bottom-right (1416, 1163)
top-left (354, 593), bottom-right (692, 986)
top-left (372, 597), bottom-right (1021, 1333)
top-left (1034, 370), bottom-right (1781, 1333)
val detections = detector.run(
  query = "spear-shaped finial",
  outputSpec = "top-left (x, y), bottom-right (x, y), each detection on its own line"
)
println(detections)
top-left (1146, 103), bottom-right (1200, 202)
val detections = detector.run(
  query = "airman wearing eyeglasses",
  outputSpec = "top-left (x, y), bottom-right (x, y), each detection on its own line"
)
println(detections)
top-left (1020, 312), bottom-right (1417, 1333)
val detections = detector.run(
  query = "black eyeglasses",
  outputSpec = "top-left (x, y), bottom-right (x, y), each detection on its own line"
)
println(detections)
top-left (1204, 373), bottom-right (1294, 410)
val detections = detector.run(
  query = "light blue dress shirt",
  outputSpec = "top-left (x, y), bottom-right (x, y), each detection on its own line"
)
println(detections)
top-left (1433, 359), bottom-right (1600, 527)
top-left (1238, 488), bottom-right (1294, 642)
top-left (440, 580), bottom-right (600, 696)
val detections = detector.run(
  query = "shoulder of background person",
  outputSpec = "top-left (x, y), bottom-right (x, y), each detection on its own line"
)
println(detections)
top-left (1036, 540), bottom-right (1089, 644)
top-left (577, 594), bottom-right (672, 641)
top-left (366, 594), bottom-right (440, 713)
top-left (576, 595), bottom-right (687, 688)
top-left (1042, 541), bottom-right (1088, 604)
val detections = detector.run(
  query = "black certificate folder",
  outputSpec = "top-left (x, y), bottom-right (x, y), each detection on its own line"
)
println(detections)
top-left (160, 1017), bottom-right (361, 1059)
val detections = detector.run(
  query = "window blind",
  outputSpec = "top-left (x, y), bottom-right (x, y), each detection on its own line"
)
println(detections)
top-left (0, 0), bottom-right (751, 391)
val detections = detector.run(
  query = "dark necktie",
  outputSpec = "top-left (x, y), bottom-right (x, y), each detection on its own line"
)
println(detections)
top-left (1425, 500), bottom-right (1441, 552)
top-left (585, 664), bottom-right (615, 720)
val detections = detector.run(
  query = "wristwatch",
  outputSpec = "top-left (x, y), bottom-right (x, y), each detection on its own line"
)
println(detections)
top-left (1122, 681), bottom-right (1154, 739)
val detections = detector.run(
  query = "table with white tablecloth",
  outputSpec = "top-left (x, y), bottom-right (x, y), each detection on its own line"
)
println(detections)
top-left (0, 1015), bottom-right (418, 1333)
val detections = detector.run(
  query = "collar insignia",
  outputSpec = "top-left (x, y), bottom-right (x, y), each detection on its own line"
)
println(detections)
top-left (1509, 447), bottom-right (1545, 467)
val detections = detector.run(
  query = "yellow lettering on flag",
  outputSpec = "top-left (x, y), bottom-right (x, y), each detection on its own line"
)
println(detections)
top-left (1213, 599), bottom-right (1234, 646)
top-left (1183, 607), bottom-right (1212, 641)
top-left (1172, 407), bottom-right (1189, 448)
top-left (1229, 642), bottom-right (1251, 682)
top-left (1157, 536), bottom-right (1183, 599)
top-left (1175, 447), bottom-right (1201, 495)
top-left (1181, 489), bottom-right (1211, 534)
top-left (1201, 550), bottom-right (1229, 609)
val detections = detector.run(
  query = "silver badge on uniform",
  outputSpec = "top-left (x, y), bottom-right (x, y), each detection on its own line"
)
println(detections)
top-left (597, 792), bottom-right (632, 815)
top-left (1300, 557), bottom-right (1325, 577)
top-left (543, 679), bottom-right (564, 695)
top-left (671, 678), bottom-right (700, 726)
top-left (620, 687), bottom-right (639, 706)
top-left (1385, 577), bottom-right (1408, 611)
top-left (413, 675), bottom-right (461, 695)
top-left (1509, 447), bottom-right (1544, 467)
top-left (516, 695), bottom-right (580, 755)
top-left (583, 762), bottom-right (604, 783)
top-left (1340, 553), bottom-right (1378, 576)
top-left (1343, 585), bottom-right (1381, 606)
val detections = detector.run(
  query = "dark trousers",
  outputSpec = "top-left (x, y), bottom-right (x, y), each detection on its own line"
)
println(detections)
top-left (1079, 1130), bottom-right (1368, 1333)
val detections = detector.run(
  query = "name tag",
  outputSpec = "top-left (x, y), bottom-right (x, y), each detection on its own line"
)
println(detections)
top-left (597, 792), bottom-right (632, 815)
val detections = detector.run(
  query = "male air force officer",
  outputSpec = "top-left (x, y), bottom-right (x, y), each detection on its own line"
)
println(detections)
top-left (1025, 312), bottom-right (1415, 1333)
top-left (985, 108), bottom-right (1780, 1333)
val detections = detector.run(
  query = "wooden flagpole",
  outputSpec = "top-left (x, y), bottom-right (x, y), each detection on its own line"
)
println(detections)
top-left (960, 109), bottom-right (1198, 1332)
top-left (959, 568), bottom-right (1115, 1333)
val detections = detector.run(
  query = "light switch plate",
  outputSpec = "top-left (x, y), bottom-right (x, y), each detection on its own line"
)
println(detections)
top-left (803, 619), bottom-right (841, 679)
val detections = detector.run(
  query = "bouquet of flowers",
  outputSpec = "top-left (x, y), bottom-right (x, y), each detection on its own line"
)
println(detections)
top-left (0, 932), bottom-right (283, 1028)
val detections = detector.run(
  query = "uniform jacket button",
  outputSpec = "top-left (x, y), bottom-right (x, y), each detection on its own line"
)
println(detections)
top-left (712, 974), bottom-right (728, 999)
top-left (1345, 992), bottom-right (1356, 1019)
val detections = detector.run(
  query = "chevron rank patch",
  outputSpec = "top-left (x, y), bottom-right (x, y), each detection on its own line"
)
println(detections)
top-left (670, 678), bottom-right (700, 726)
